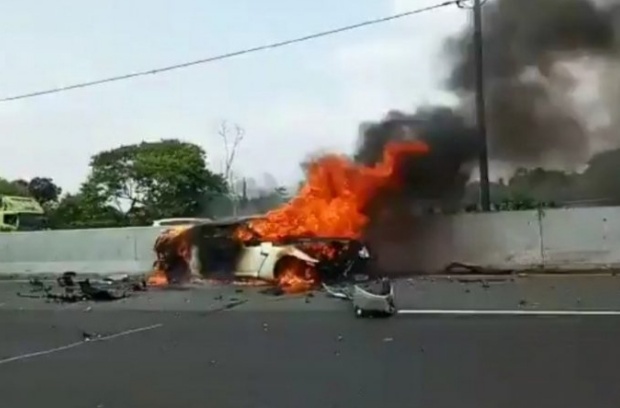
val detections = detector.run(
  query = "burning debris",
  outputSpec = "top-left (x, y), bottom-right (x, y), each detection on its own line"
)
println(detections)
top-left (20, 272), bottom-right (147, 303)
top-left (149, 225), bottom-right (194, 286)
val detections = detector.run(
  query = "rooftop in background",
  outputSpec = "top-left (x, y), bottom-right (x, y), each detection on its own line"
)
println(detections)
top-left (0, 195), bottom-right (44, 214)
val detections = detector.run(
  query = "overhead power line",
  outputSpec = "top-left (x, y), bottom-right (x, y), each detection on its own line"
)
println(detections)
top-left (1, 0), bottom-right (458, 102)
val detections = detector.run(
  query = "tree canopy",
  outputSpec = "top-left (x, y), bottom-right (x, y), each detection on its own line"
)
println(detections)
top-left (80, 139), bottom-right (227, 223)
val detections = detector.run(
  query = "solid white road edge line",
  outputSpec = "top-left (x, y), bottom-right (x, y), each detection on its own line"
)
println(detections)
top-left (0, 323), bottom-right (163, 366)
top-left (397, 309), bottom-right (620, 316)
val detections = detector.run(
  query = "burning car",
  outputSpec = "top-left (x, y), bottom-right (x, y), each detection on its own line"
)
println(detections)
top-left (150, 215), bottom-right (373, 292)
top-left (149, 139), bottom-right (430, 292)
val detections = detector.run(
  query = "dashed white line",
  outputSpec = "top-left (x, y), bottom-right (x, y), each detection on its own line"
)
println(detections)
top-left (397, 309), bottom-right (620, 316)
top-left (0, 323), bottom-right (163, 366)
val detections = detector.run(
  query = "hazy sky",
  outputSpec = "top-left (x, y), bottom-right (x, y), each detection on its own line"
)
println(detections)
top-left (1, 0), bottom-right (467, 193)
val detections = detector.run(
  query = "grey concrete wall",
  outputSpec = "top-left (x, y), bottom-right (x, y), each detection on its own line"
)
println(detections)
top-left (540, 207), bottom-right (620, 270)
top-left (370, 210), bottom-right (543, 274)
top-left (0, 227), bottom-right (165, 276)
top-left (1, 207), bottom-right (619, 276)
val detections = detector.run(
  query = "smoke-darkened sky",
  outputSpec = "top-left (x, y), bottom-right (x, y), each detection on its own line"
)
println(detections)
top-left (355, 0), bottom-right (620, 202)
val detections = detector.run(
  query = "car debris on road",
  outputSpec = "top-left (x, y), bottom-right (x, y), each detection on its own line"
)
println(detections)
top-left (18, 272), bottom-right (147, 303)
top-left (323, 277), bottom-right (397, 318)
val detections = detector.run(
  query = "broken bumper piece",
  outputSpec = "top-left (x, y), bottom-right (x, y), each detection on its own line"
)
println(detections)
top-left (352, 279), bottom-right (396, 318)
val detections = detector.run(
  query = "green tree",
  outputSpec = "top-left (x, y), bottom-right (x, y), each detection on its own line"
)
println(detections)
top-left (48, 182), bottom-right (130, 229)
top-left (82, 139), bottom-right (227, 221)
top-left (0, 178), bottom-right (29, 196)
top-left (28, 177), bottom-right (62, 205)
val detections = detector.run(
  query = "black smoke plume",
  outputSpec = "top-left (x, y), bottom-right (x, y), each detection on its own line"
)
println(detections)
top-left (355, 0), bottom-right (620, 206)
top-left (356, 107), bottom-right (478, 207)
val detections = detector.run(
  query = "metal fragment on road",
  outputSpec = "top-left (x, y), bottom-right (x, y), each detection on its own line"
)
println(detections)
top-left (323, 278), bottom-right (397, 318)
top-left (322, 282), bottom-right (352, 300)
top-left (352, 278), bottom-right (396, 318)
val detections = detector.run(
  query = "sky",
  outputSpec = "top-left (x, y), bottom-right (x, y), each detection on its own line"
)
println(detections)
top-left (0, 0), bottom-right (468, 194)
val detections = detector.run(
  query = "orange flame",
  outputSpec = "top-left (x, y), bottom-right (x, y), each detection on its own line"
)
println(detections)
top-left (275, 256), bottom-right (318, 294)
top-left (148, 225), bottom-right (192, 286)
top-left (236, 141), bottom-right (429, 241)
top-left (236, 140), bottom-right (430, 288)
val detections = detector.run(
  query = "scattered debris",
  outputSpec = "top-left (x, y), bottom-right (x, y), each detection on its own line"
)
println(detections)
top-left (323, 277), bottom-right (397, 318)
top-left (18, 272), bottom-right (147, 303)
top-left (82, 331), bottom-right (102, 341)
top-left (518, 299), bottom-right (528, 307)
top-left (352, 278), bottom-right (396, 318)
top-left (322, 282), bottom-right (353, 300)
top-left (260, 287), bottom-right (285, 296)
top-left (383, 337), bottom-right (394, 342)
top-left (445, 262), bottom-right (516, 275)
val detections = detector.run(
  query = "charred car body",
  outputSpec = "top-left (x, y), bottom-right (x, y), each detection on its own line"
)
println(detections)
top-left (153, 215), bottom-right (374, 284)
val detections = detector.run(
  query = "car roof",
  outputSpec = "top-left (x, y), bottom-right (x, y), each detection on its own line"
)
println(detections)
top-left (153, 217), bottom-right (211, 225)
top-left (202, 214), bottom-right (263, 227)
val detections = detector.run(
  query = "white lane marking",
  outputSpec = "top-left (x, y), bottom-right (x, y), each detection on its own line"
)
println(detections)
top-left (0, 323), bottom-right (163, 366)
top-left (397, 309), bottom-right (620, 316)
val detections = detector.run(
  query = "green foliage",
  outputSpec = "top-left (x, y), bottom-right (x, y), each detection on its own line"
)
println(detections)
top-left (465, 167), bottom-right (574, 212)
top-left (0, 177), bottom-right (63, 205)
top-left (0, 178), bottom-right (29, 197)
top-left (83, 139), bottom-right (227, 222)
top-left (28, 177), bottom-right (62, 204)
top-left (47, 189), bottom-right (126, 229)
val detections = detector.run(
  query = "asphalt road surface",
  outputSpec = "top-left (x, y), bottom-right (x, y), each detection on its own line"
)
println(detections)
top-left (1, 276), bottom-right (620, 408)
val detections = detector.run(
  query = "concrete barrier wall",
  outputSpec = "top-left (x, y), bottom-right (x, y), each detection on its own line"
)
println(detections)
top-left (0, 227), bottom-right (165, 276)
top-left (540, 207), bottom-right (620, 270)
top-left (1, 207), bottom-right (620, 276)
top-left (370, 210), bottom-right (543, 274)
top-left (372, 206), bottom-right (620, 274)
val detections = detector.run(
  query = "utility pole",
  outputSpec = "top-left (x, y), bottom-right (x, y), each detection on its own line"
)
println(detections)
top-left (473, 0), bottom-right (491, 211)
